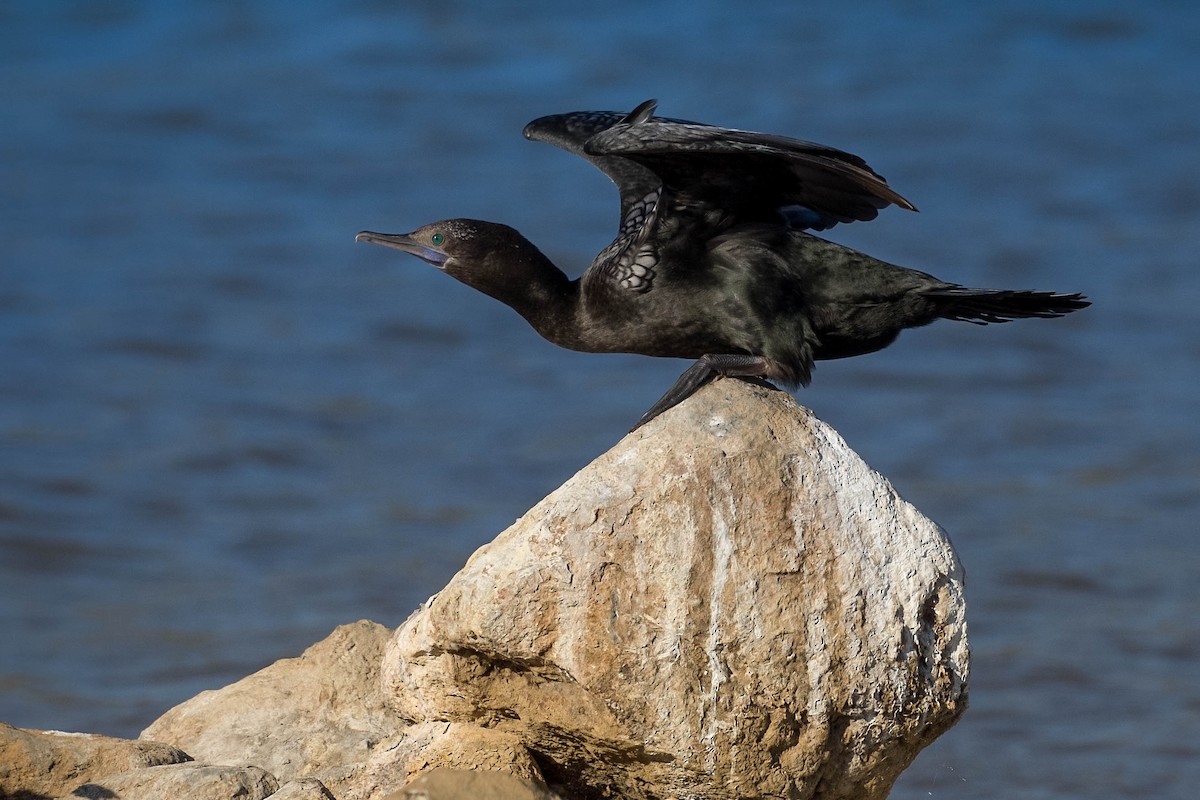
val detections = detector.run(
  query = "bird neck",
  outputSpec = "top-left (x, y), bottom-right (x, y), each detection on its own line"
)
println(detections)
top-left (469, 247), bottom-right (583, 347)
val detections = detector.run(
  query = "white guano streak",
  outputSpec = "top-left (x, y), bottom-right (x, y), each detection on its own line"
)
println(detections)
top-left (702, 484), bottom-right (735, 769)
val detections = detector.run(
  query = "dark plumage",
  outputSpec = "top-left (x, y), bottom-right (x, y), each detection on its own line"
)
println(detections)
top-left (357, 100), bottom-right (1089, 428)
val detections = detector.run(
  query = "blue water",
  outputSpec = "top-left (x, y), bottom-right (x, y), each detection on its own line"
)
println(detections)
top-left (2, 2), bottom-right (1198, 797)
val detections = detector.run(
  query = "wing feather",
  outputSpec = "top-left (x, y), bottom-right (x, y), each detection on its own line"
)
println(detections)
top-left (524, 100), bottom-right (916, 293)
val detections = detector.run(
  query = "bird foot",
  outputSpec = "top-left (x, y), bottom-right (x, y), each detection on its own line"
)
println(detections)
top-left (633, 354), bottom-right (771, 430)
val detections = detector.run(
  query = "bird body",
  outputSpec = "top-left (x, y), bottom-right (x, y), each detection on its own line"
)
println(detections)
top-left (358, 101), bottom-right (1089, 427)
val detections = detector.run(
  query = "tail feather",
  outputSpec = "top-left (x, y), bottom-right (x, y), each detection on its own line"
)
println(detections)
top-left (926, 287), bottom-right (1090, 325)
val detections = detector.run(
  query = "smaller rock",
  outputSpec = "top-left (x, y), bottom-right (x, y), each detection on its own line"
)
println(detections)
top-left (66, 762), bottom-right (278, 800)
top-left (138, 624), bottom-right (548, 800)
top-left (0, 721), bottom-right (190, 798)
top-left (384, 767), bottom-right (559, 800)
top-left (142, 620), bottom-right (402, 784)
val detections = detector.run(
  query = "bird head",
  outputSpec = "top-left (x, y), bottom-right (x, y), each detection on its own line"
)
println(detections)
top-left (356, 221), bottom-right (462, 269)
top-left (356, 219), bottom-right (567, 309)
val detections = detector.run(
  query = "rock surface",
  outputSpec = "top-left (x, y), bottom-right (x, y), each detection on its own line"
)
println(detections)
top-left (139, 619), bottom-right (554, 798)
top-left (4, 379), bottom-right (968, 800)
top-left (268, 778), bottom-right (341, 800)
top-left (0, 721), bottom-right (190, 798)
top-left (383, 379), bottom-right (968, 799)
top-left (382, 767), bottom-right (559, 800)
top-left (67, 762), bottom-right (279, 800)
top-left (142, 619), bottom-right (413, 799)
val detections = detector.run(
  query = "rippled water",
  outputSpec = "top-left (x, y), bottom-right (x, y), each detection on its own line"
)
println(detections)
top-left (2, 2), bottom-right (1198, 797)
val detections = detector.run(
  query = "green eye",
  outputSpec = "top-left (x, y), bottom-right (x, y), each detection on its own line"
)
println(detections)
top-left (431, 232), bottom-right (445, 246)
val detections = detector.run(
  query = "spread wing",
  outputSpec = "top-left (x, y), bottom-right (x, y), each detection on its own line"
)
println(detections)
top-left (584, 105), bottom-right (916, 231)
top-left (524, 100), bottom-right (915, 296)
top-left (522, 100), bottom-right (687, 230)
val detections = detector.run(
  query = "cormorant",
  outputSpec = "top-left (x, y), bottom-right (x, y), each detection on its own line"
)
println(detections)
top-left (357, 100), bottom-right (1089, 428)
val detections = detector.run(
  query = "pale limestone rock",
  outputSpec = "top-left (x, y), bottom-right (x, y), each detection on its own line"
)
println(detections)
top-left (0, 721), bottom-right (190, 798)
top-left (137, 627), bottom-right (545, 799)
top-left (66, 762), bottom-right (278, 799)
top-left (382, 379), bottom-right (968, 800)
top-left (142, 620), bottom-right (402, 786)
top-left (47, 378), bottom-right (972, 800)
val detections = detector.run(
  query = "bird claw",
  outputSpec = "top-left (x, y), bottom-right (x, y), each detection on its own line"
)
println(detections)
top-left (632, 354), bottom-right (772, 431)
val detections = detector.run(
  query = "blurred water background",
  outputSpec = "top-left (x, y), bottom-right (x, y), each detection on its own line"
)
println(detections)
top-left (2, 1), bottom-right (1198, 797)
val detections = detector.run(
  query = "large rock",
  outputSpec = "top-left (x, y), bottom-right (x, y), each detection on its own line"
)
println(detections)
top-left (382, 379), bottom-right (968, 799)
top-left (0, 721), bottom-right (190, 798)
top-left (2, 378), bottom-right (967, 800)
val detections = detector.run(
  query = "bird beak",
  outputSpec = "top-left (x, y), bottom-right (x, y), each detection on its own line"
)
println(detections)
top-left (355, 231), bottom-right (448, 267)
